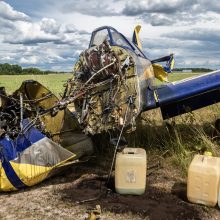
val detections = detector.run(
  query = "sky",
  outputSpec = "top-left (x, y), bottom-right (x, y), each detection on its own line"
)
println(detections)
top-left (0, 0), bottom-right (220, 71)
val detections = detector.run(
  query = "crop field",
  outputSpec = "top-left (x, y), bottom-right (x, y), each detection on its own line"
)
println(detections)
top-left (0, 72), bottom-right (220, 220)
top-left (0, 73), bottom-right (72, 96)
top-left (0, 72), bottom-right (201, 95)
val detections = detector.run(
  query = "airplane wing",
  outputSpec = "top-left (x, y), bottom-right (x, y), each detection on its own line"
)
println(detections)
top-left (144, 70), bottom-right (220, 119)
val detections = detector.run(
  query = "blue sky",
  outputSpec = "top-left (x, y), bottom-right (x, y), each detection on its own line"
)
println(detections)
top-left (1, 0), bottom-right (220, 71)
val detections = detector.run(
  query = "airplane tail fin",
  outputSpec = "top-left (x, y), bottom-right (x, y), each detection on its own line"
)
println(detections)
top-left (132, 25), bottom-right (142, 50)
top-left (152, 54), bottom-right (175, 82)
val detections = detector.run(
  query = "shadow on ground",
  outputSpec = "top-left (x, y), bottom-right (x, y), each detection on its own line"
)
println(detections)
top-left (55, 164), bottom-right (201, 220)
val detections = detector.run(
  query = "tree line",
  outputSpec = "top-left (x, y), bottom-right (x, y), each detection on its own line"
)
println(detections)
top-left (173, 68), bottom-right (213, 73)
top-left (0, 63), bottom-right (59, 75)
top-left (0, 63), bottom-right (214, 75)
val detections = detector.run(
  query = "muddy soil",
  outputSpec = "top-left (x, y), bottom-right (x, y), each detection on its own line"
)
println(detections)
top-left (0, 155), bottom-right (219, 220)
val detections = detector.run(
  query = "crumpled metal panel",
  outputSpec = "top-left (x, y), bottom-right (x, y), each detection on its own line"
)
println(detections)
top-left (0, 81), bottom-right (94, 191)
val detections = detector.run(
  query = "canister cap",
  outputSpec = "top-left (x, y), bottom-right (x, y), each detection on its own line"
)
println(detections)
top-left (203, 151), bottom-right (212, 156)
top-left (122, 147), bottom-right (146, 156)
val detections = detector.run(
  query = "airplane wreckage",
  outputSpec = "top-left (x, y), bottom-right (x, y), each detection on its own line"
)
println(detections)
top-left (0, 26), bottom-right (220, 191)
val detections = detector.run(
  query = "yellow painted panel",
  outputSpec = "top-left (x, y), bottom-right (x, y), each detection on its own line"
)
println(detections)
top-left (10, 162), bottom-right (52, 187)
top-left (0, 163), bottom-right (17, 191)
top-left (152, 63), bottom-right (169, 82)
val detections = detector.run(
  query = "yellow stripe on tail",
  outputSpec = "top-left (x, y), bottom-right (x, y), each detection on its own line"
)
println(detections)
top-left (133, 25), bottom-right (142, 50)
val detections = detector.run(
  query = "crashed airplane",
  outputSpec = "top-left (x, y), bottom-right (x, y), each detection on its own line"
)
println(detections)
top-left (0, 26), bottom-right (220, 191)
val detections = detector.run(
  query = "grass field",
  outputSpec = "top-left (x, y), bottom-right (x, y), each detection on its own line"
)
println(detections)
top-left (167, 72), bottom-right (201, 81)
top-left (0, 72), bottom-right (201, 96)
top-left (0, 73), bottom-right (72, 96)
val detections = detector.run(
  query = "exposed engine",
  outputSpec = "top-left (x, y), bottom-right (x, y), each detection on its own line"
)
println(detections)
top-left (63, 39), bottom-right (139, 134)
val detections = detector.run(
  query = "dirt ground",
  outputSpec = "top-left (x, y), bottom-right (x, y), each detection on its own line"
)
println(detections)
top-left (0, 155), bottom-right (219, 220)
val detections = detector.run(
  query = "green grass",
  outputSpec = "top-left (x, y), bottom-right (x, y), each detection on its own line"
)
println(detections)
top-left (126, 105), bottom-right (220, 176)
top-left (0, 73), bottom-right (72, 96)
top-left (0, 72), bottom-right (202, 96)
top-left (169, 72), bottom-right (201, 81)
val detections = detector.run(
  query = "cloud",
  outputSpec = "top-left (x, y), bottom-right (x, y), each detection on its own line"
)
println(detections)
top-left (3, 43), bottom-right (79, 71)
top-left (122, 0), bottom-right (190, 16)
top-left (146, 14), bottom-right (174, 26)
top-left (164, 28), bottom-right (220, 43)
top-left (1, 15), bottom-right (89, 46)
top-left (64, 24), bottom-right (77, 33)
top-left (40, 18), bottom-right (60, 34)
top-left (141, 29), bottom-right (220, 69)
top-left (0, 1), bottom-right (29, 21)
top-left (121, 0), bottom-right (219, 27)
top-left (0, 2), bottom-right (90, 46)
top-left (3, 20), bottom-right (61, 44)
top-left (64, 24), bottom-right (89, 35)
top-left (199, 0), bottom-right (220, 13)
top-left (0, 17), bottom-right (16, 34)
top-left (19, 56), bottom-right (38, 65)
top-left (0, 2), bottom-right (90, 71)
top-left (140, 11), bottom-right (206, 26)
top-left (61, 0), bottom-right (119, 17)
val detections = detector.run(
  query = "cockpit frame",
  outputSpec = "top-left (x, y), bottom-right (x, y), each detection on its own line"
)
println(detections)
top-left (89, 26), bottom-right (146, 58)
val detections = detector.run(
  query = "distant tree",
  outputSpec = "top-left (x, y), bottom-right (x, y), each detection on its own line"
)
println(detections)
top-left (22, 67), bottom-right (43, 75)
top-left (0, 63), bottom-right (12, 74)
top-left (12, 64), bottom-right (22, 74)
top-left (173, 68), bottom-right (213, 73)
top-left (0, 63), bottom-right (49, 75)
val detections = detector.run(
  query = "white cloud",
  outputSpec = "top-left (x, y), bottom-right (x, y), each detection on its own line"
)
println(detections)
top-left (20, 56), bottom-right (38, 64)
top-left (64, 24), bottom-right (77, 33)
top-left (3, 19), bottom-right (61, 44)
top-left (0, 55), bottom-right (13, 62)
top-left (0, 1), bottom-right (29, 21)
top-left (0, 5), bottom-right (89, 47)
top-left (61, 0), bottom-right (120, 17)
top-left (122, 0), bottom-right (189, 15)
top-left (40, 18), bottom-right (60, 34)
